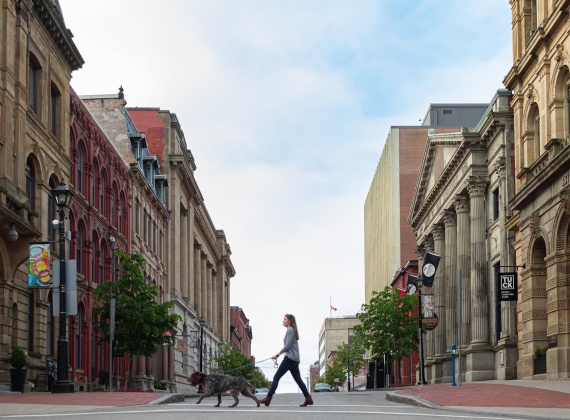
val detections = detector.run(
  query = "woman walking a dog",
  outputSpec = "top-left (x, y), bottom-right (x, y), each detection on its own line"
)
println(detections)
top-left (259, 314), bottom-right (313, 407)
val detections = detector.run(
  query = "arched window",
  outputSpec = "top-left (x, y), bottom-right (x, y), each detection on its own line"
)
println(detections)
top-left (26, 157), bottom-right (36, 211)
top-left (77, 224), bottom-right (84, 274)
top-left (27, 292), bottom-right (34, 352)
top-left (77, 144), bottom-right (84, 194)
top-left (76, 305), bottom-right (83, 369)
top-left (111, 184), bottom-right (116, 226)
top-left (92, 160), bottom-right (98, 204)
top-left (92, 232), bottom-right (97, 284)
top-left (99, 172), bottom-right (106, 214)
top-left (526, 103), bottom-right (541, 165)
top-left (119, 196), bottom-right (124, 233)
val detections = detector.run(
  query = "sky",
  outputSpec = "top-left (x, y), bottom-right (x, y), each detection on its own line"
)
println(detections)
top-left (59, 0), bottom-right (513, 393)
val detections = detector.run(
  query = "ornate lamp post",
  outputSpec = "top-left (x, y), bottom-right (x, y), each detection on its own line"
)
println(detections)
top-left (198, 317), bottom-right (205, 393)
top-left (52, 179), bottom-right (74, 393)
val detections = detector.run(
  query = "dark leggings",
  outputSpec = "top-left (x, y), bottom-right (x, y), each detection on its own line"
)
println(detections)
top-left (268, 356), bottom-right (309, 397)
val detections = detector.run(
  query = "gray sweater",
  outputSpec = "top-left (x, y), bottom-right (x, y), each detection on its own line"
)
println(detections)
top-left (279, 327), bottom-right (300, 362)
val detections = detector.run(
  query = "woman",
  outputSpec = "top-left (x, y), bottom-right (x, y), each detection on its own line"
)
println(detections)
top-left (259, 314), bottom-right (313, 407)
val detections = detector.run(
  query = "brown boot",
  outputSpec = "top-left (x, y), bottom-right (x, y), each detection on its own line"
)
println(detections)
top-left (258, 396), bottom-right (272, 406)
top-left (300, 395), bottom-right (313, 407)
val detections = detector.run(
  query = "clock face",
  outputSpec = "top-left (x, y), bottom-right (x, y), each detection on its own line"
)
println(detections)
top-left (423, 263), bottom-right (436, 277)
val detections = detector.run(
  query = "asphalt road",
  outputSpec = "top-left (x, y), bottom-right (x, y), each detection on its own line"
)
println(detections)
top-left (0, 391), bottom-right (533, 420)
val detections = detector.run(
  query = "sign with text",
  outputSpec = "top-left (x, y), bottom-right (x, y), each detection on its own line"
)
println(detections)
top-left (498, 272), bottom-right (518, 301)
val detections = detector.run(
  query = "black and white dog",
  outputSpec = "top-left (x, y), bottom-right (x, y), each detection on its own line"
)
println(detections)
top-left (188, 371), bottom-right (260, 408)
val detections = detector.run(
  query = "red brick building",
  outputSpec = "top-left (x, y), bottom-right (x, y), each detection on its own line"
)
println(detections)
top-left (390, 260), bottom-right (420, 386)
top-left (230, 306), bottom-right (252, 359)
top-left (67, 90), bottom-right (131, 389)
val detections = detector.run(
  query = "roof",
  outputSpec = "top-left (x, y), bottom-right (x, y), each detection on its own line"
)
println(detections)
top-left (421, 103), bottom-right (489, 128)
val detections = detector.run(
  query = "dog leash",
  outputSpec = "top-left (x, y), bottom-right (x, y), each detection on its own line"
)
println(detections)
top-left (222, 357), bottom-right (279, 374)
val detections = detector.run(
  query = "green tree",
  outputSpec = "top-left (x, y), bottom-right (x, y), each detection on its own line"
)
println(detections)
top-left (249, 367), bottom-right (272, 389)
top-left (93, 251), bottom-right (181, 362)
top-left (322, 359), bottom-right (347, 388)
top-left (210, 345), bottom-right (256, 379)
top-left (354, 286), bottom-right (420, 363)
top-left (335, 343), bottom-right (364, 385)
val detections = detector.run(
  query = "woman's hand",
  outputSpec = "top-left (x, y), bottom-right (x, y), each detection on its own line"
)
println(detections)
top-left (272, 353), bottom-right (280, 360)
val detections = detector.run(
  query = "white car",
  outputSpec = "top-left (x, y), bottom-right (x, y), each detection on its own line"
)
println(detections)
top-left (255, 388), bottom-right (269, 397)
top-left (313, 383), bottom-right (332, 392)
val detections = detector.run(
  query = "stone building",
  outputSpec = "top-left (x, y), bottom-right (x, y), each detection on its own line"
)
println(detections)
top-left (230, 306), bottom-right (252, 359)
top-left (129, 108), bottom-right (235, 393)
top-left (364, 104), bottom-right (488, 304)
top-left (318, 316), bottom-right (360, 378)
top-left (67, 90), bottom-right (131, 389)
top-left (81, 91), bottom-right (171, 390)
top-left (0, 0), bottom-right (83, 388)
top-left (504, 0), bottom-right (570, 380)
top-left (408, 89), bottom-right (516, 383)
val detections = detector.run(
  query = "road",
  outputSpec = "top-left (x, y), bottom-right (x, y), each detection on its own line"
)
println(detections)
top-left (0, 391), bottom-right (531, 420)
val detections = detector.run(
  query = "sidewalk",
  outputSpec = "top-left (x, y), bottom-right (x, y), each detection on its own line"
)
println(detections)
top-left (0, 391), bottom-right (183, 416)
top-left (387, 380), bottom-right (570, 419)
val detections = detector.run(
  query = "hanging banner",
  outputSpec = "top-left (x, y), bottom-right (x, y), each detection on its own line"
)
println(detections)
top-left (188, 331), bottom-right (199, 348)
top-left (498, 272), bottom-right (518, 302)
top-left (28, 243), bottom-right (51, 288)
top-left (422, 294), bottom-right (435, 318)
top-left (406, 273), bottom-right (418, 295)
top-left (422, 251), bottom-right (441, 288)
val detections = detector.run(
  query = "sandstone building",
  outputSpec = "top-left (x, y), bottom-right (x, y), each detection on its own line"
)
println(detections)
top-left (408, 90), bottom-right (516, 383)
top-left (504, 0), bottom-right (570, 380)
top-left (0, 0), bottom-right (83, 388)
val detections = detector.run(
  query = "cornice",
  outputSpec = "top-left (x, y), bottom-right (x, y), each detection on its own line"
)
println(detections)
top-left (170, 155), bottom-right (204, 206)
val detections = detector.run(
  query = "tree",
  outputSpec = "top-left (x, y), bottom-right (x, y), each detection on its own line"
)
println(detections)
top-left (249, 367), bottom-right (272, 389)
top-left (93, 251), bottom-right (181, 361)
top-left (323, 359), bottom-right (347, 388)
top-left (335, 343), bottom-right (365, 387)
top-left (210, 345), bottom-right (256, 379)
top-left (354, 286), bottom-right (420, 363)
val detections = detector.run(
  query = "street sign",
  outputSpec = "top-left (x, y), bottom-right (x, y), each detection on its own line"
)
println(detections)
top-left (422, 313), bottom-right (439, 331)
top-left (363, 353), bottom-right (370, 360)
top-left (498, 272), bottom-right (518, 301)
top-left (176, 339), bottom-right (188, 352)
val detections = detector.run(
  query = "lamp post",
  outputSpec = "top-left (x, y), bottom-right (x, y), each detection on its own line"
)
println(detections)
top-left (52, 179), bottom-right (74, 393)
top-left (198, 317), bottom-right (205, 393)
top-left (108, 237), bottom-right (118, 392)
top-left (417, 276), bottom-right (427, 385)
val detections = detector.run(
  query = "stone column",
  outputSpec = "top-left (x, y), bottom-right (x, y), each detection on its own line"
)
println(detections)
top-left (188, 210), bottom-right (195, 308)
top-left (146, 356), bottom-right (154, 390)
top-left (194, 246), bottom-right (202, 316)
top-left (454, 194), bottom-right (471, 350)
top-left (212, 271), bottom-right (218, 337)
top-left (466, 177), bottom-right (494, 381)
top-left (201, 254), bottom-right (208, 322)
top-left (431, 224), bottom-right (446, 384)
top-left (442, 209), bottom-right (457, 383)
top-left (207, 265), bottom-right (213, 329)
top-left (162, 345), bottom-right (169, 381)
top-left (180, 211), bottom-right (189, 301)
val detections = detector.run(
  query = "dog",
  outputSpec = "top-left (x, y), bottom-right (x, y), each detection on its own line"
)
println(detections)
top-left (188, 371), bottom-right (260, 408)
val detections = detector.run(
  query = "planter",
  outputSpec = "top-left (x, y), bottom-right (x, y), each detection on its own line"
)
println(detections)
top-left (533, 357), bottom-right (546, 375)
top-left (10, 368), bottom-right (28, 393)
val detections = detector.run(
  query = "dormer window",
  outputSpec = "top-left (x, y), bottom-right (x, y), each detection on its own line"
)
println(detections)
top-left (154, 175), bottom-right (168, 204)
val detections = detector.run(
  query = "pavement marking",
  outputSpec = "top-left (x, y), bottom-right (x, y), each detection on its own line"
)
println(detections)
top-left (173, 403), bottom-right (415, 408)
top-left (0, 408), bottom-right (530, 419)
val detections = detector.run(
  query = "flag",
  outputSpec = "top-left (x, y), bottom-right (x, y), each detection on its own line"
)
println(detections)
top-left (330, 305), bottom-right (337, 311)
top-left (422, 251), bottom-right (441, 288)
top-left (406, 273), bottom-right (418, 295)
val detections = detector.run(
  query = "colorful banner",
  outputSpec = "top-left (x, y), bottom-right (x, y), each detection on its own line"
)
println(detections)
top-left (28, 243), bottom-right (51, 288)
top-left (422, 294), bottom-right (435, 319)
top-left (188, 331), bottom-right (199, 348)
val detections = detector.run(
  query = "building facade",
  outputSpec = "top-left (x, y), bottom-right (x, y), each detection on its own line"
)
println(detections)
top-left (129, 108), bottom-right (235, 393)
top-left (504, 0), bottom-right (570, 380)
top-left (0, 0), bottom-right (83, 389)
top-left (230, 306), bottom-right (252, 359)
top-left (408, 90), bottom-right (516, 383)
top-left (81, 92), bottom-right (171, 390)
top-left (364, 104), bottom-right (488, 304)
top-left (318, 316), bottom-right (361, 379)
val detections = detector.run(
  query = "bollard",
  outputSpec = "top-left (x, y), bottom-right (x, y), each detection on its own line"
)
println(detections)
top-left (451, 344), bottom-right (456, 387)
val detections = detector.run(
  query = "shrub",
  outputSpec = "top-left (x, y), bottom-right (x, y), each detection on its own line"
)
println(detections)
top-left (535, 346), bottom-right (547, 358)
top-left (154, 380), bottom-right (166, 390)
top-left (9, 346), bottom-right (27, 369)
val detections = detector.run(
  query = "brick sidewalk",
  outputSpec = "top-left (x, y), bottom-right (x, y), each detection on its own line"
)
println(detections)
top-left (397, 383), bottom-right (570, 409)
top-left (0, 392), bottom-right (163, 406)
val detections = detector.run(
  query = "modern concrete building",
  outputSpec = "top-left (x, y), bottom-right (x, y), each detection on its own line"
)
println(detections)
top-left (318, 316), bottom-right (360, 378)
top-left (408, 89), bottom-right (516, 383)
top-left (504, 0), bottom-right (570, 381)
top-left (364, 104), bottom-right (488, 304)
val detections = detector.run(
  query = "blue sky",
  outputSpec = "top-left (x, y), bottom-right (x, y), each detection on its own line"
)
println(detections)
top-left (60, 0), bottom-right (512, 392)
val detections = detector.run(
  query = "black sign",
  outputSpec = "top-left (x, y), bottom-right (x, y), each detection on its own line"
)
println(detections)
top-left (498, 272), bottom-right (518, 301)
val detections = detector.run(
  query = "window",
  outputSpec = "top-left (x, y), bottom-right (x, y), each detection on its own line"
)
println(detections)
top-left (92, 233), bottom-right (96, 283)
top-left (50, 84), bottom-right (60, 135)
top-left (160, 231), bottom-right (164, 259)
top-left (99, 172), bottom-right (105, 214)
top-left (492, 189), bottom-right (499, 221)
top-left (119, 196), bottom-right (124, 233)
top-left (143, 210), bottom-right (148, 243)
top-left (99, 245), bottom-right (104, 285)
top-left (77, 144), bottom-right (84, 194)
top-left (111, 187), bottom-right (115, 225)
top-left (76, 305), bottom-right (83, 369)
top-left (28, 56), bottom-right (40, 112)
top-left (77, 225), bottom-right (83, 274)
top-left (27, 292), bottom-right (34, 352)
top-left (442, 109), bottom-right (454, 116)
top-left (148, 215), bottom-right (152, 246)
top-left (92, 161), bottom-right (98, 204)
top-left (135, 198), bottom-right (140, 234)
top-left (26, 157), bottom-right (36, 211)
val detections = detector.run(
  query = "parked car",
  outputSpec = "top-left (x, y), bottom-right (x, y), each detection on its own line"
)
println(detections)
top-left (255, 388), bottom-right (269, 397)
top-left (313, 383), bottom-right (332, 392)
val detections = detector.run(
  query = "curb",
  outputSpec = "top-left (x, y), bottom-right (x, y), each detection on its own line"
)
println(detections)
top-left (385, 391), bottom-right (440, 409)
top-left (147, 393), bottom-right (185, 405)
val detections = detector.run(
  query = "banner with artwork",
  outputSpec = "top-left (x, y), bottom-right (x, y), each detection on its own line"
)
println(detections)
top-left (188, 331), bottom-right (199, 348)
top-left (422, 294), bottom-right (435, 319)
top-left (28, 243), bottom-right (51, 288)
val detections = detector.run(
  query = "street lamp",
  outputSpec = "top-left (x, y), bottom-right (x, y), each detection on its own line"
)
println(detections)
top-left (51, 178), bottom-right (74, 393)
top-left (198, 317), bottom-right (205, 393)
top-left (416, 276), bottom-right (427, 385)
